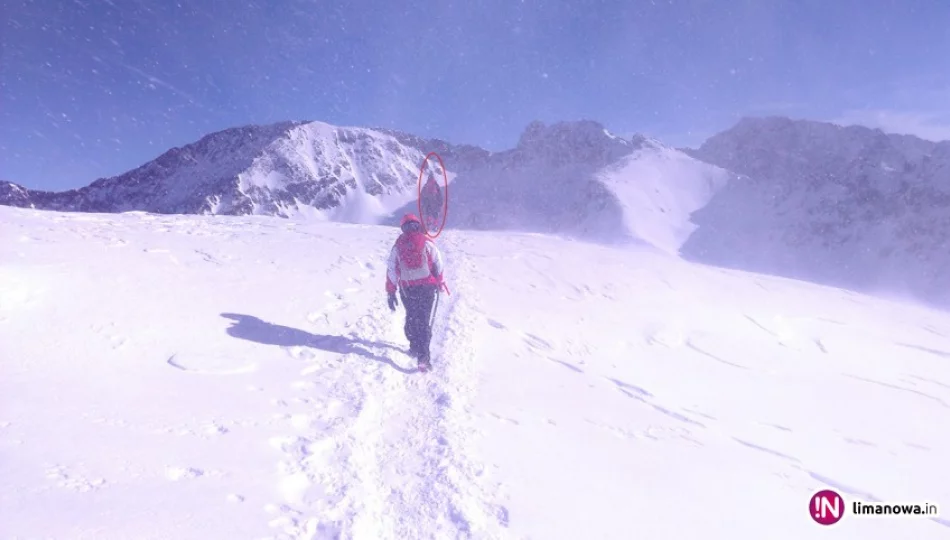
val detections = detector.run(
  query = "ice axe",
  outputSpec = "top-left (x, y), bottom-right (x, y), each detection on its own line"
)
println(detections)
top-left (429, 281), bottom-right (449, 332)
top-left (429, 288), bottom-right (441, 332)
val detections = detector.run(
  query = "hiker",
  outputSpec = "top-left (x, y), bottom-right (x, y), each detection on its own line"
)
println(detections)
top-left (385, 213), bottom-right (445, 370)
top-left (421, 173), bottom-right (443, 230)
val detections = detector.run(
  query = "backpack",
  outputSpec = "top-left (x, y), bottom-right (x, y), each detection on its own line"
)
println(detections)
top-left (395, 232), bottom-right (432, 281)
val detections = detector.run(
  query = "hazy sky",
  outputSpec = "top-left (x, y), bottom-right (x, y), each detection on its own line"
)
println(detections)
top-left (3, 0), bottom-right (949, 190)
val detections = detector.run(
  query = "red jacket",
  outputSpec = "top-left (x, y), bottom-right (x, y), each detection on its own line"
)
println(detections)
top-left (385, 231), bottom-right (444, 293)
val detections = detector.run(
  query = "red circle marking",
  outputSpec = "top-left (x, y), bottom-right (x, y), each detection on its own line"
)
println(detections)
top-left (810, 489), bottom-right (845, 525)
top-left (416, 151), bottom-right (449, 239)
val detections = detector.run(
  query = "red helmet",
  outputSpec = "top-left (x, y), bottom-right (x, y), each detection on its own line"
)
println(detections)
top-left (400, 213), bottom-right (421, 229)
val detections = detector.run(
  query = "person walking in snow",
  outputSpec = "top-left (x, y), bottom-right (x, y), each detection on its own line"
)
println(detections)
top-left (420, 173), bottom-right (443, 230)
top-left (386, 213), bottom-right (446, 371)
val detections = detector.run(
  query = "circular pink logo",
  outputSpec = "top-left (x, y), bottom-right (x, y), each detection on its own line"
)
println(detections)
top-left (810, 489), bottom-right (845, 525)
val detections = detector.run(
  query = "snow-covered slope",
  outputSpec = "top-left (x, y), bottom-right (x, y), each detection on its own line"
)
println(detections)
top-left (393, 120), bottom-right (733, 252)
top-left (0, 181), bottom-right (34, 208)
top-left (684, 116), bottom-right (950, 307)
top-left (3, 205), bottom-right (948, 539)
top-left (439, 121), bottom-right (640, 243)
top-left (2, 122), bottom-right (488, 223)
top-left (596, 143), bottom-right (732, 253)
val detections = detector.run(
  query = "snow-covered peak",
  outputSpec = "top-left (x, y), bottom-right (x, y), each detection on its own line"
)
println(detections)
top-left (0, 181), bottom-right (34, 208)
top-left (82, 121), bottom-right (307, 199)
top-left (231, 121), bottom-right (453, 220)
top-left (1, 120), bottom-right (489, 221)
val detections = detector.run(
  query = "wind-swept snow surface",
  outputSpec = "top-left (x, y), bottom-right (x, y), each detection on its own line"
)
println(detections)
top-left (2, 207), bottom-right (949, 539)
top-left (597, 144), bottom-right (731, 253)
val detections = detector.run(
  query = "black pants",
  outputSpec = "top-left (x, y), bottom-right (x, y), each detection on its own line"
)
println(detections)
top-left (400, 284), bottom-right (438, 360)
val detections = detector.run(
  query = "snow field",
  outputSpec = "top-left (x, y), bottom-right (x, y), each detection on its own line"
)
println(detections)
top-left (1, 207), bottom-right (948, 539)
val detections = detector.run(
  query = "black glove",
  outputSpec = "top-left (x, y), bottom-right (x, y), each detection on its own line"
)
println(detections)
top-left (387, 291), bottom-right (398, 311)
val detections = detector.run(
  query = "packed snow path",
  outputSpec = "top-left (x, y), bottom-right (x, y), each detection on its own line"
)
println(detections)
top-left (225, 244), bottom-right (507, 539)
top-left (1, 207), bottom-right (949, 539)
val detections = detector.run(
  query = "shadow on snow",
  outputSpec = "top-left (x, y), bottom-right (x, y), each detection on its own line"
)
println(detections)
top-left (220, 313), bottom-right (417, 374)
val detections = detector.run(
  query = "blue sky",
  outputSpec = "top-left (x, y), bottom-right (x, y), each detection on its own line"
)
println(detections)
top-left (3, 0), bottom-right (949, 190)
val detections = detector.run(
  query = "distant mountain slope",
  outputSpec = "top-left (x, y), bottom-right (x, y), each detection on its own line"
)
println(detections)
top-left (683, 116), bottom-right (950, 306)
top-left (401, 120), bottom-right (733, 252)
top-left (8, 113), bottom-right (950, 308)
top-left (5, 119), bottom-right (733, 253)
top-left (0, 181), bottom-right (34, 208)
top-left (1, 121), bottom-right (486, 223)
